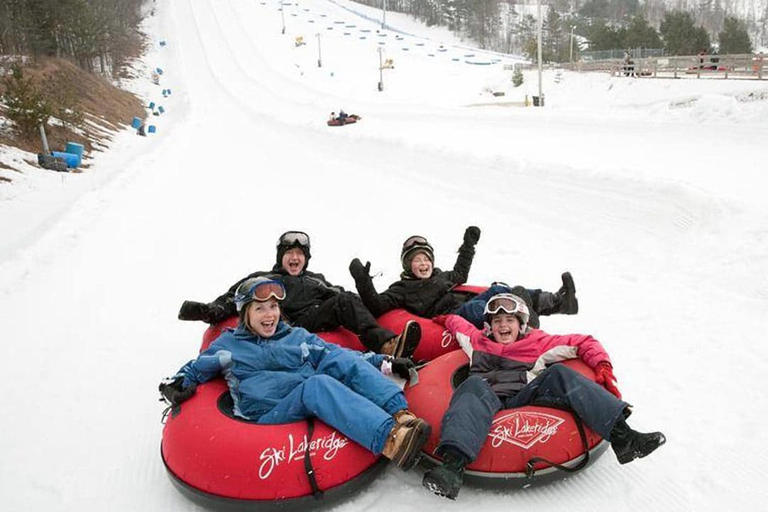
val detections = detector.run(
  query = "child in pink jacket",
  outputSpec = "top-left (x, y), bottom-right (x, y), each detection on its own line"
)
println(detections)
top-left (422, 293), bottom-right (665, 500)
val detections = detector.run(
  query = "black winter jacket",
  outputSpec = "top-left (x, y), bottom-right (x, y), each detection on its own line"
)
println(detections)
top-left (353, 243), bottom-right (475, 318)
top-left (208, 265), bottom-right (343, 323)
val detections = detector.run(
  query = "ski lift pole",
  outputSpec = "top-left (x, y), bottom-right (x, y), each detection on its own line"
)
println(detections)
top-left (280, 2), bottom-right (286, 34)
top-left (378, 47), bottom-right (384, 91)
top-left (316, 33), bottom-right (322, 67)
top-left (536, 0), bottom-right (543, 106)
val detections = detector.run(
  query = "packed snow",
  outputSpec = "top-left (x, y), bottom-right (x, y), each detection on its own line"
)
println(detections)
top-left (1, 0), bottom-right (767, 511)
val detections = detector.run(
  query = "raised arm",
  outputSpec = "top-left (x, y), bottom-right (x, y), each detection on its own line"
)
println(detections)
top-left (442, 226), bottom-right (480, 284)
top-left (349, 258), bottom-right (406, 317)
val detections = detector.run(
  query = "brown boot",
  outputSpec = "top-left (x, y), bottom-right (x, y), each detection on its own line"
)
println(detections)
top-left (393, 409), bottom-right (417, 425)
top-left (380, 320), bottom-right (421, 358)
top-left (381, 417), bottom-right (431, 471)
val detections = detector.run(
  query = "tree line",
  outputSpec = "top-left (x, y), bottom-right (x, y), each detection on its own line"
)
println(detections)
top-left (354, 0), bottom-right (759, 62)
top-left (0, 0), bottom-right (144, 74)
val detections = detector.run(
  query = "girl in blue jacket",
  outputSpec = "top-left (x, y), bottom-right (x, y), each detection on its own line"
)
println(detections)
top-left (160, 277), bottom-right (431, 471)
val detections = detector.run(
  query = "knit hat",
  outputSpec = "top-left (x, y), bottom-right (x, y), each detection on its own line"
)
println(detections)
top-left (400, 235), bottom-right (434, 271)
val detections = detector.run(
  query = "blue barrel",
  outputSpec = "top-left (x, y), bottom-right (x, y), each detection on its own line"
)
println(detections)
top-left (148, 125), bottom-right (157, 134)
top-left (65, 142), bottom-right (84, 166)
top-left (166, 88), bottom-right (172, 95)
top-left (149, 101), bottom-right (156, 109)
top-left (156, 67), bottom-right (163, 75)
top-left (158, 106), bottom-right (165, 114)
top-left (51, 151), bottom-right (80, 168)
top-left (131, 117), bottom-right (142, 129)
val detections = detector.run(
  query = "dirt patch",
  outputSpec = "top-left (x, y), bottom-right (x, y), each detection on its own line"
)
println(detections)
top-left (0, 57), bottom-right (146, 158)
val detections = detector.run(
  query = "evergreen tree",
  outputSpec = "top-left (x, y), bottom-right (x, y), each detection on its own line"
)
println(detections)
top-left (718, 16), bottom-right (752, 54)
top-left (660, 11), bottom-right (710, 55)
top-left (624, 15), bottom-right (661, 49)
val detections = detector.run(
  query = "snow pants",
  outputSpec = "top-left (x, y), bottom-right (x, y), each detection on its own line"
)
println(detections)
top-left (293, 291), bottom-right (396, 352)
top-left (437, 364), bottom-right (628, 461)
top-left (257, 348), bottom-right (405, 454)
top-left (453, 284), bottom-right (543, 329)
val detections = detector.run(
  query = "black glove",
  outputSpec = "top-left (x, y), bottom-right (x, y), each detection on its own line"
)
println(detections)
top-left (159, 377), bottom-right (197, 406)
top-left (349, 258), bottom-right (371, 282)
top-left (463, 226), bottom-right (481, 246)
top-left (178, 300), bottom-right (209, 321)
top-left (391, 357), bottom-right (416, 380)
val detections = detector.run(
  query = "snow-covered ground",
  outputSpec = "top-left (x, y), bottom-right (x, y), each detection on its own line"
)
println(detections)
top-left (1, 0), bottom-right (767, 510)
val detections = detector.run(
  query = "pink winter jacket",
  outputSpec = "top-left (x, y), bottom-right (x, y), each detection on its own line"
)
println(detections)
top-left (443, 315), bottom-right (611, 399)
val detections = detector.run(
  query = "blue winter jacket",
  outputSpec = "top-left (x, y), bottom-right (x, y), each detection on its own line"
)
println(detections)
top-left (175, 321), bottom-right (386, 419)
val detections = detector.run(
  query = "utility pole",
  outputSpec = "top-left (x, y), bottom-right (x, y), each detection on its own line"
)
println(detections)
top-left (570, 26), bottom-right (574, 63)
top-left (537, 0), bottom-right (543, 106)
top-left (382, 0), bottom-right (387, 29)
top-left (280, 2), bottom-right (285, 34)
top-left (316, 33), bottom-right (322, 67)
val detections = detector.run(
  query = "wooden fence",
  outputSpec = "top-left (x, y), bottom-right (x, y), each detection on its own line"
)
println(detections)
top-left (563, 53), bottom-right (766, 80)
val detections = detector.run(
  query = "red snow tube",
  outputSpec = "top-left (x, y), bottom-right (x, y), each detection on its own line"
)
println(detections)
top-left (161, 324), bottom-right (386, 509)
top-left (404, 350), bottom-right (609, 488)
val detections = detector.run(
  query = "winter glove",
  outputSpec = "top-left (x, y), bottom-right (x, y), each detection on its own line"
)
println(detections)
top-left (594, 361), bottom-right (622, 399)
top-left (159, 377), bottom-right (197, 406)
top-left (349, 258), bottom-right (371, 282)
top-left (463, 226), bottom-right (481, 246)
top-left (178, 300), bottom-right (209, 321)
top-left (431, 315), bottom-right (449, 327)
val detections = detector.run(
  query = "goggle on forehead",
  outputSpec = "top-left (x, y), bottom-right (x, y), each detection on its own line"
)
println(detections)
top-left (402, 235), bottom-right (429, 250)
top-left (484, 295), bottom-right (525, 316)
top-left (239, 280), bottom-right (287, 303)
top-left (279, 231), bottom-right (310, 248)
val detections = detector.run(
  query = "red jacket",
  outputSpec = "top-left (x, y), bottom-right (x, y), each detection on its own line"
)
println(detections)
top-left (444, 315), bottom-right (611, 399)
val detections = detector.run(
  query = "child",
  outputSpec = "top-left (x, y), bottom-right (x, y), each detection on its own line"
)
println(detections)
top-left (422, 293), bottom-right (665, 499)
top-left (349, 227), bottom-right (577, 330)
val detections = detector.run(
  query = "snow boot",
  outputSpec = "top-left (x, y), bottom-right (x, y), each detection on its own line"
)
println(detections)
top-left (393, 409), bottom-right (417, 425)
top-left (381, 417), bottom-right (431, 471)
top-left (422, 448), bottom-right (468, 500)
top-left (380, 320), bottom-right (421, 358)
top-left (178, 300), bottom-right (208, 321)
top-left (610, 418), bottom-right (666, 465)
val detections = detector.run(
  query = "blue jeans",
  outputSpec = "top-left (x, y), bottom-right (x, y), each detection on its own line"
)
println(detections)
top-left (257, 349), bottom-right (406, 454)
top-left (439, 365), bottom-right (628, 461)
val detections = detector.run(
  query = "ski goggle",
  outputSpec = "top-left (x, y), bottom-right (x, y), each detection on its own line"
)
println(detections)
top-left (402, 235), bottom-right (429, 251)
top-left (236, 278), bottom-right (287, 304)
top-left (278, 231), bottom-right (310, 248)
top-left (484, 294), bottom-right (526, 316)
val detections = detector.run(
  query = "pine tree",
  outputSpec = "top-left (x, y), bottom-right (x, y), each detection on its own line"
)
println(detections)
top-left (660, 11), bottom-right (711, 55)
top-left (718, 16), bottom-right (752, 54)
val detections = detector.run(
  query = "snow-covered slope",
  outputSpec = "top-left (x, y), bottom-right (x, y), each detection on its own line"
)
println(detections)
top-left (1, 0), bottom-right (767, 511)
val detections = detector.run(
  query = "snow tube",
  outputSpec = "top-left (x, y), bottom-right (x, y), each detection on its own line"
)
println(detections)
top-left (161, 323), bottom-right (386, 510)
top-left (327, 114), bottom-right (360, 126)
top-left (404, 351), bottom-right (609, 488)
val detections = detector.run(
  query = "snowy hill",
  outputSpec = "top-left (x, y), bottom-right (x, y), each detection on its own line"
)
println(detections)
top-left (1, 0), bottom-right (768, 511)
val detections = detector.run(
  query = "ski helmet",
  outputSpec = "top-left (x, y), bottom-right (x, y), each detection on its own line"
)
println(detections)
top-left (483, 293), bottom-right (530, 338)
top-left (400, 235), bottom-right (434, 272)
top-left (234, 277), bottom-right (286, 313)
top-left (276, 231), bottom-right (311, 269)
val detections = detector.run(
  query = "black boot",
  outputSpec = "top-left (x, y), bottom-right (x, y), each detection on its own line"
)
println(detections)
top-left (610, 418), bottom-right (666, 465)
top-left (555, 272), bottom-right (578, 315)
top-left (178, 300), bottom-right (209, 321)
top-left (422, 448), bottom-right (468, 500)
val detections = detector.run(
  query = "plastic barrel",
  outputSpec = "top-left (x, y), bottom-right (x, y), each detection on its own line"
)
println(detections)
top-left (65, 142), bottom-right (84, 166)
top-left (148, 125), bottom-right (157, 134)
top-left (51, 151), bottom-right (80, 168)
top-left (149, 101), bottom-right (156, 109)
top-left (158, 106), bottom-right (165, 114)
top-left (131, 117), bottom-right (142, 129)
